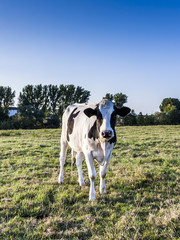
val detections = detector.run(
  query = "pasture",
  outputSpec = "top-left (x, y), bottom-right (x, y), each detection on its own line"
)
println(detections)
top-left (0, 126), bottom-right (180, 239)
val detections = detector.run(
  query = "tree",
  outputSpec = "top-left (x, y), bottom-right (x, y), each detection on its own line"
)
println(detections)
top-left (0, 86), bottom-right (15, 108)
top-left (0, 86), bottom-right (15, 121)
top-left (58, 84), bottom-right (90, 116)
top-left (73, 86), bottom-right (90, 103)
top-left (136, 112), bottom-right (145, 126)
top-left (18, 84), bottom-right (91, 128)
top-left (160, 98), bottom-right (180, 113)
top-left (169, 109), bottom-right (180, 125)
top-left (18, 85), bottom-right (47, 110)
top-left (113, 93), bottom-right (128, 108)
top-left (159, 98), bottom-right (180, 125)
top-left (144, 114), bottom-right (156, 125)
top-left (104, 92), bottom-right (128, 108)
top-left (122, 109), bottom-right (137, 126)
top-left (48, 85), bottom-right (61, 115)
top-left (18, 85), bottom-right (47, 128)
top-left (103, 93), bottom-right (114, 101)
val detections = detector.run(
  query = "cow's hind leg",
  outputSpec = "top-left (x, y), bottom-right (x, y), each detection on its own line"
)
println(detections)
top-left (58, 141), bottom-right (68, 184)
top-left (76, 152), bottom-right (85, 186)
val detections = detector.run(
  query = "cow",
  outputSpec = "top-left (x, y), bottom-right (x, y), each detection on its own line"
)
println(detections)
top-left (58, 99), bottom-right (130, 201)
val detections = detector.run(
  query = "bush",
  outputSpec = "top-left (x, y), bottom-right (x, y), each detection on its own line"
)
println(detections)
top-left (0, 120), bottom-right (13, 130)
top-left (43, 115), bottom-right (60, 128)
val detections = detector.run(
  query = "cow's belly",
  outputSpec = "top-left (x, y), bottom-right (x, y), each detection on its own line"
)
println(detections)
top-left (68, 140), bottom-right (82, 153)
top-left (67, 133), bottom-right (83, 152)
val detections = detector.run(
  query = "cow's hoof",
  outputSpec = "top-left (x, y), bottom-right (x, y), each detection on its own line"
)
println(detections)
top-left (89, 197), bottom-right (96, 201)
top-left (89, 193), bottom-right (96, 201)
top-left (100, 189), bottom-right (107, 194)
top-left (58, 177), bottom-right (64, 184)
top-left (79, 181), bottom-right (85, 187)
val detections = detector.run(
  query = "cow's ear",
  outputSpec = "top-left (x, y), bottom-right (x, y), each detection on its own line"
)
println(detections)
top-left (84, 108), bottom-right (97, 118)
top-left (115, 106), bottom-right (131, 117)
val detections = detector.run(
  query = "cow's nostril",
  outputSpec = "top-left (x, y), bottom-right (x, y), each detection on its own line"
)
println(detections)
top-left (102, 130), bottom-right (112, 138)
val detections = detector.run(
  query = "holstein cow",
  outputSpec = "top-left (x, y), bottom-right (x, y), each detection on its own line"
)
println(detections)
top-left (58, 99), bottom-right (130, 201)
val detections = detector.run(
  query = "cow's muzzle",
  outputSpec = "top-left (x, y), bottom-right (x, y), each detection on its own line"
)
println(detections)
top-left (101, 130), bottom-right (113, 139)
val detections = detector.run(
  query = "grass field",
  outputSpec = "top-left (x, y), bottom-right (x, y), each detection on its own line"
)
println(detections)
top-left (0, 126), bottom-right (180, 239)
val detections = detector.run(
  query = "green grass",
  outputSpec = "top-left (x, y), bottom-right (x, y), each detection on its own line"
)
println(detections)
top-left (0, 126), bottom-right (180, 239)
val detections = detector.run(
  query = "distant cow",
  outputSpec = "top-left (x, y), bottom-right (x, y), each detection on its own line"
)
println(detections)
top-left (58, 99), bottom-right (130, 200)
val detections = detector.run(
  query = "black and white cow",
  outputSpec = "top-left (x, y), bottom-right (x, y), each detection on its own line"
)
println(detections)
top-left (58, 99), bottom-right (130, 201)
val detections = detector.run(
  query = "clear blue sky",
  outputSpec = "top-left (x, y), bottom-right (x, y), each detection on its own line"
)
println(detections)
top-left (0, 0), bottom-right (180, 114)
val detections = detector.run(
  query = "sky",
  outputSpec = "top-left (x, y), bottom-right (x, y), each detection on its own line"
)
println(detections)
top-left (0, 0), bottom-right (180, 114)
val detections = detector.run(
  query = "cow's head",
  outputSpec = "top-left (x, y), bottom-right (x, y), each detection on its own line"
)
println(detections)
top-left (84, 99), bottom-right (130, 142)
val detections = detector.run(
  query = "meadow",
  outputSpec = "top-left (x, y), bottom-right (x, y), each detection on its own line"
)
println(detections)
top-left (0, 126), bottom-right (179, 239)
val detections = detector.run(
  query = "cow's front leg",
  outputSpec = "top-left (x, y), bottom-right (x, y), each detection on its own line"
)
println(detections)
top-left (84, 152), bottom-right (97, 201)
top-left (76, 152), bottom-right (85, 186)
top-left (99, 153), bottom-right (111, 194)
top-left (99, 165), bottom-right (107, 194)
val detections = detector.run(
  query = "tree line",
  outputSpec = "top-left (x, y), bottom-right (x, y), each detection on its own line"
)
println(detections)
top-left (0, 85), bottom-right (180, 129)
top-left (104, 93), bottom-right (180, 126)
top-left (0, 84), bottom-right (90, 129)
